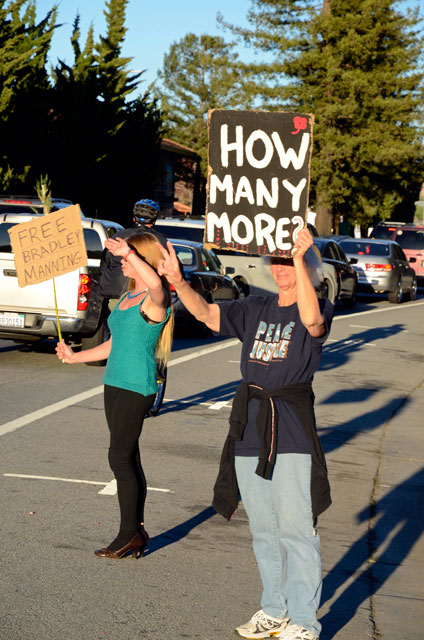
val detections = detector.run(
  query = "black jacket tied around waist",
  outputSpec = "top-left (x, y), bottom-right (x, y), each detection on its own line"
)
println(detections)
top-left (212, 380), bottom-right (331, 521)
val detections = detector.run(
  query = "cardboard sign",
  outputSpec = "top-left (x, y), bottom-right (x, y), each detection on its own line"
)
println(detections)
top-left (8, 205), bottom-right (88, 287)
top-left (205, 110), bottom-right (314, 257)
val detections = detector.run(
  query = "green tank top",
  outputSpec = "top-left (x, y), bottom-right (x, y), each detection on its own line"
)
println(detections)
top-left (103, 294), bottom-right (170, 396)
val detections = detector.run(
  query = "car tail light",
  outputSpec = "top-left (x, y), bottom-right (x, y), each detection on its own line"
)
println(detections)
top-left (365, 263), bottom-right (393, 271)
top-left (78, 274), bottom-right (92, 310)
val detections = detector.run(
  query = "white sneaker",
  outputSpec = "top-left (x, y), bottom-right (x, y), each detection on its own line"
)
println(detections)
top-left (276, 624), bottom-right (318, 640)
top-left (236, 609), bottom-right (290, 638)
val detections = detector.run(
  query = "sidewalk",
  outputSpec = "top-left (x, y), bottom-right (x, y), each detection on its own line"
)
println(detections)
top-left (317, 378), bottom-right (424, 640)
top-left (373, 381), bottom-right (424, 638)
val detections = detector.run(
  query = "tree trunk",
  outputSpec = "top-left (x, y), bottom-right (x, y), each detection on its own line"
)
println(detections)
top-left (332, 211), bottom-right (340, 235)
top-left (315, 197), bottom-right (333, 235)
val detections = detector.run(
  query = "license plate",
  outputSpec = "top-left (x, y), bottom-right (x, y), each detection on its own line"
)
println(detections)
top-left (0, 312), bottom-right (25, 328)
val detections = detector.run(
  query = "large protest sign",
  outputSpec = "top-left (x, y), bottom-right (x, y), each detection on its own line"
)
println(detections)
top-left (8, 205), bottom-right (88, 288)
top-left (205, 110), bottom-right (314, 257)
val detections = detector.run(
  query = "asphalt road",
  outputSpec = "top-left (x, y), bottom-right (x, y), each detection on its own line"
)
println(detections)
top-left (1, 291), bottom-right (423, 640)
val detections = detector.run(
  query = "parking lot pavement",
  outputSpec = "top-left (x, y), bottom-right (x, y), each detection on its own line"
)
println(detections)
top-left (314, 300), bottom-right (424, 640)
top-left (372, 380), bottom-right (424, 638)
top-left (1, 298), bottom-right (423, 640)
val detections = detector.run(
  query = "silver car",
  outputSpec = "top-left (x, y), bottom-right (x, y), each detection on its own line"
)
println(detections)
top-left (338, 238), bottom-right (417, 303)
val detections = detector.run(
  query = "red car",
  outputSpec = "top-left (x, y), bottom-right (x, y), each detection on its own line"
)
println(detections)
top-left (369, 223), bottom-right (424, 283)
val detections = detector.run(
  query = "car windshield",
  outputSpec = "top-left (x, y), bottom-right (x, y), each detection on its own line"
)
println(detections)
top-left (174, 245), bottom-right (195, 266)
top-left (157, 224), bottom-right (204, 243)
top-left (371, 227), bottom-right (394, 240)
top-left (395, 229), bottom-right (424, 250)
top-left (0, 204), bottom-right (44, 214)
top-left (0, 222), bottom-right (14, 252)
top-left (340, 241), bottom-right (390, 256)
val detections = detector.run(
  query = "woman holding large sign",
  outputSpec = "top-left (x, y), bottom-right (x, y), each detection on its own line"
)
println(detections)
top-left (158, 227), bottom-right (333, 640)
top-left (56, 233), bottom-right (173, 559)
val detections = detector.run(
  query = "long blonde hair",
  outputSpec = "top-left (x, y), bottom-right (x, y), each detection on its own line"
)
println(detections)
top-left (126, 232), bottom-right (174, 366)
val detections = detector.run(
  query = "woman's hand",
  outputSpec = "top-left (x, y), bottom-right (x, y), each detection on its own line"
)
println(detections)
top-left (157, 241), bottom-right (184, 287)
top-left (292, 227), bottom-right (313, 260)
top-left (104, 237), bottom-right (131, 257)
top-left (55, 339), bottom-right (76, 364)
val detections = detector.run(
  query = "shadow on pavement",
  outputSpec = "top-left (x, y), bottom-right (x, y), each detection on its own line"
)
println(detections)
top-left (144, 506), bottom-right (216, 556)
top-left (171, 332), bottom-right (229, 353)
top-left (320, 467), bottom-right (424, 639)
top-left (159, 380), bottom-right (241, 415)
top-left (319, 395), bottom-right (410, 455)
top-left (320, 324), bottom-right (405, 371)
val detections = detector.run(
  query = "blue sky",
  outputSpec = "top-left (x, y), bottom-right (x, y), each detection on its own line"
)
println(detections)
top-left (36, 0), bottom-right (422, 97)
top-left (36, 0), bottom-right (255, 93)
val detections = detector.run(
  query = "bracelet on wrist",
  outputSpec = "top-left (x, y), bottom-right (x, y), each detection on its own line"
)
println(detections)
top-left (123, 249), bottom-right (136, 261)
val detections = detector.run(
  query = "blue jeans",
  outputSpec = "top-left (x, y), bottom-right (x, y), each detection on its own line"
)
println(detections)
top-left (235, 454), bottom-right (322, 637)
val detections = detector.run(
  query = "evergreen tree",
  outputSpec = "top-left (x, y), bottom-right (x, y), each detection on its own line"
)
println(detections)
top-left (95, 0), bottom-right (140, 117)
top-left (48, 15), bottom-right (109, 210)
top-left (48, 1), bottom-right (162, 222)
top-left (157, 33), bottom-right (253, 177)
top-left (0, 0), bottom-right (57, 191)
top-left (221, 0), bottom-right (424, 231)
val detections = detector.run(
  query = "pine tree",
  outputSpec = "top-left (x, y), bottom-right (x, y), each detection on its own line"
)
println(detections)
top-left (48, 14), bottom-right (109, 208)
top-left (95, 0), bottom-right (141, 126)
top-left (157, 33), bottom-right (253, 177)
top-left (221, 0), bottom-right (424, 231)
top-left (0, 0), bottom-right (57, 191)
top-left (49, 2), bottom-right (162, 221)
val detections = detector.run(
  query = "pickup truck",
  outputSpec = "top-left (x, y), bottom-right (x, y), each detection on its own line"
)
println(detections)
top-left (0, 212), bottom-right (123, 353)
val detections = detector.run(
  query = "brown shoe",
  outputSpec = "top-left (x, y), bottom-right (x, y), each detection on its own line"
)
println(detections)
top-left (94, 532), bottom-right (147, 559)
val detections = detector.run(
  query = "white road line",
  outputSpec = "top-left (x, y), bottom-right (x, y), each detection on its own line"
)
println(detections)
top-left (0, 387), bottom-right (103, 437)
top-left (1, 302), bottom-right (422, 438)
top-left (208, 401), bottom-right (231, 410)
top-left (4, 473), bottom-right (105, 486)
top-left (163, 398), bottom-right (232, 409)
top-left (326, 338), bottom-right (376, 346)
top-left (98, 479), bottom-right (117, 494)
top-left (3, 473), bottom-right (173, 495)
top-left (0, 338), bottom-right (240, 438)
top-left (333, 300), bottom-right (424, 321)
top-left (167, 339), bottom-right (240, 367)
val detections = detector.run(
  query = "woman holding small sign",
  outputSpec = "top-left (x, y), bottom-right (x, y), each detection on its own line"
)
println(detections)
top-left (56, 233), bottom-right (173, 559)
top-left (158, 227), bottom-right (333, 640)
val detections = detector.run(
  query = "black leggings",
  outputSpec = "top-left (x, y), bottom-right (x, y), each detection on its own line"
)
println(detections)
top-left (104, 385), bottom-right (155, 533)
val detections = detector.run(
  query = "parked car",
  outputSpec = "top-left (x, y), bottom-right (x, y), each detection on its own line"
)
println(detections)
top-left (0, 212), bottom-right (123, 348)
top-left (338, 238), bottom-right (417, 303)
top-left (0, 194), bottom-right (86, 217)
top-left (313, 238), bottom-right (357, 306)
top-left (369, 222), bottom-right (424, 283)
top-left (156, 217), bottom-right (338, 302)
top-left (169, 238), bottom-right (240, 328)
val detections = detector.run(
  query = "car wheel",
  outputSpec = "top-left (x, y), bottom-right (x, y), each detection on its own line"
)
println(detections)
top-left (388, 278), bottom-right (402, 304)
top-left (81, 319), bottom-right (110, 366)
top-left (234, 277), bottom-right (249, 298)
top-left (405, 277), bottom-right (417, 301)
top-left (320, 278), bottom-right (336, 304)
top-left (343, 281), bottom-right (357, 308)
